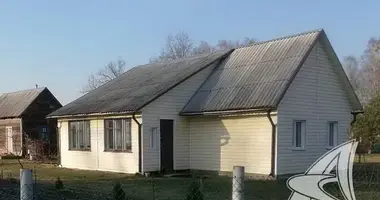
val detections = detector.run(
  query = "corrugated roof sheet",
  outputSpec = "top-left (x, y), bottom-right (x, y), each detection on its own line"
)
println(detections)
top-left (181, 30), bottom-right (321, 114)
top-left (0, 87), bottom-right (46, 119)
top-left (48, 50), bottom-right (231, 117)
top-left (48, 29), bottom-right (363, 118)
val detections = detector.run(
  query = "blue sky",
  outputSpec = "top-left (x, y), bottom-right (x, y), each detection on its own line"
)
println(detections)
top-left (0, 0), bottom-right (379, 105)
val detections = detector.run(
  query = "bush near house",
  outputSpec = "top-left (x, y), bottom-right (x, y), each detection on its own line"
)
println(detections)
top-left (26, 138), bottom-right (58, 162)
top-left (352, 93), bottom-right (380, 154)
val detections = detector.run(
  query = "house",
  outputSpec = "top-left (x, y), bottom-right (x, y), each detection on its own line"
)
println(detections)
top-left (47, 29), bottom-right (362, 178)
top-left (0, 87), bottom-right (62, 157)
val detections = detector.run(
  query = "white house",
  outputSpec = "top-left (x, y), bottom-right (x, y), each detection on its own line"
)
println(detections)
top-left (47, 29), bottom-right (362, 178)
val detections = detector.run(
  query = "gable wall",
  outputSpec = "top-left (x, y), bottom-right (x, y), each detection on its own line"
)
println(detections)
top-left (22, 89), bottom-right (62, 153)
top-left (141, 62), bottom-right (218, 172)
top-left (277, 41), bottom-right (352, 175)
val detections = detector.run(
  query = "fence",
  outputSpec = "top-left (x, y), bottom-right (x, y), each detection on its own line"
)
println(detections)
top-left (0, 163), bottom-right (380, 199)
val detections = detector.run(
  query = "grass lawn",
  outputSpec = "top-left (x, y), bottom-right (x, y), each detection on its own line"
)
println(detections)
top-left (0, 159), bottom-right (379, 200)
top-left (355, 153), bottom-right (380, 163)
top-left (0, 159), bottom-right (291, 200)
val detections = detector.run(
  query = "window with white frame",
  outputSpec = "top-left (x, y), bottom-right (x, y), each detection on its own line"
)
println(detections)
top-left (327, 121), bottom-right (338, 148)
top-left (104, 118), bottom-right (132, 152)
top-left (149, 127), bottom-right (158, 149)
top-left (69, 121), bottom-right (91, 150)
top-left (293, 120), bottom-right (306, 149)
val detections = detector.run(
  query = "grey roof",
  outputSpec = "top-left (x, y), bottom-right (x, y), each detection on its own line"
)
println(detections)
top-left (0, 87), bottom-right (46, 119)
top-left (48, 29), bottom-right (363, 118)
top-left (181, 30), bottom-right (321, 114)
top-left (48, 50), bottom-right (232, 117)
top-left (181, 29), bottom-right (363, 114)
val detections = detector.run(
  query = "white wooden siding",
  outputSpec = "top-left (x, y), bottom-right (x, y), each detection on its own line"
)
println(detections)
top-left (59, 115), bottom-right (141, 173)
top-left (189, 114), bottom-right (276, 175)
top-left (277, 41), bottom-right (352, 175)
top-left (141, 62), bottom-right (217, 172)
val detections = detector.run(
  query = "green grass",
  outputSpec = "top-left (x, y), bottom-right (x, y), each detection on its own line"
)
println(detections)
top-left (0, 159), bottom-right (379, 200)
top-left (0, 159), bottom-right (291, 200)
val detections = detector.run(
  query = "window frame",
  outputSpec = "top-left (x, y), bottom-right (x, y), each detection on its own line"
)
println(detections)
top-left (104, 118), bottom-right (132, 153)
top-left (149, 127), bottom-right (158, 149)
top-left (68, 120), bottom-right (91, 151)
top-left (327, 121), bottom-right (338, 149)
top-left (292, 120), bottom-right (306, 150)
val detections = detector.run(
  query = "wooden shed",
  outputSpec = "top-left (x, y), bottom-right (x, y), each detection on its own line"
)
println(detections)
top-left (0, 87), bottom-right (62, 158)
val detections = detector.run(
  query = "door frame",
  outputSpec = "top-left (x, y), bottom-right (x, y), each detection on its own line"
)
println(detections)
top-left (159, 119), bottom-right (174, 172)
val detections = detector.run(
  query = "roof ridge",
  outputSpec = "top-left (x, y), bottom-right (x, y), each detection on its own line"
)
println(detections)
top-left (147, 48), bottom-right (230, 65)
top-left (234, 28), bottom-right (324, 50)
top-left (0, 87), bottom-right (46, 96)
top-left (128, 29), bottom-right (323, 69)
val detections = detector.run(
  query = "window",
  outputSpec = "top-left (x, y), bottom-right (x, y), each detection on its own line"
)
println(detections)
top-left (293, 120), bottom-right (306, 149)
top-left (327, 121), bottom-right (338, 148)
top-left (149, 127), bottom-right (158, 149)
top-left (39, 126), bottom-right (49, 142)
top-left (69, 121), bottom-right (91, 150)
top-left (104, 119), bottom-right (132, 152)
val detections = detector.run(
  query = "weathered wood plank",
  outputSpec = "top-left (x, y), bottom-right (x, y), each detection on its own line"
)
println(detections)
top-left (0, 118), bottom-right (21, 155)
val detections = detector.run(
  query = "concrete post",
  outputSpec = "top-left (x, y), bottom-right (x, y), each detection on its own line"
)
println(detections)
top-left (232, 166), bottom-right (244, 200)
top-left (20, 169), bottom-right (33, 200)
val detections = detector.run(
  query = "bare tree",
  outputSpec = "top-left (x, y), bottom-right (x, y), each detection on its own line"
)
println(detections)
top-left (192, 41), bottom-right (216, 55)
top-left (217, 38), bottom-right (256, 50)
top-left (342, 56), bottom-right (360, 90)
top-left (82, 58), bottom-right (126, 93)
top-left (342, 55), bottom-right (370, 105)
top-left (216, 40), bottom-right (239, 50)
top-left (151, 31), bottom-right (257, 63)
top-left (356, 37), bottom-right (380, 104)
top-left (154, 31), bottom-right (194, 62)
top-left (243, 37), bottom-right (257, 46)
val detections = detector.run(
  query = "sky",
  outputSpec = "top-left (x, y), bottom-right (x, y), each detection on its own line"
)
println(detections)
top-left (0, 0), bottom-right (379, 105)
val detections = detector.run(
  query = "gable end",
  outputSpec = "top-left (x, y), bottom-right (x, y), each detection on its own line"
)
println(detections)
top-left (276, 30), bottom-right (362, 112)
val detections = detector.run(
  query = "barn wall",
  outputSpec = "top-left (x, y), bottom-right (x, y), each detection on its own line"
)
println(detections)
top-left (0, 118), bottom-right (22, 155)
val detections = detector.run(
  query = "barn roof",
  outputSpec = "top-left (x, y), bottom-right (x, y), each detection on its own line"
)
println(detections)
top-left (0, 87), bottom-right (46, 119)
top-left (48, 29), bottom-right (362, 118)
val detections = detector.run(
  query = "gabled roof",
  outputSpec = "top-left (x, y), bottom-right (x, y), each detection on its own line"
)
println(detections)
top-left (48, 29), bottom-right (363, 118)
top-left (180, 29), bottom-right (363, 115)
top-left (0, 87), bottom-right (46, 119)
top-left (47, 50), bottom-right (232, 118)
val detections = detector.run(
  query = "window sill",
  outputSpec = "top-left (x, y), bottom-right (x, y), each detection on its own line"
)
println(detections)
top-left (68, 149), bottom-right (91, 152)
top-left (292, 147), bottom-right (306, 151)
top-left (104, 150), bottom-right (132, 153)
